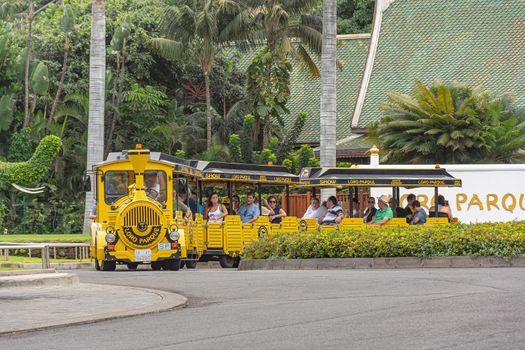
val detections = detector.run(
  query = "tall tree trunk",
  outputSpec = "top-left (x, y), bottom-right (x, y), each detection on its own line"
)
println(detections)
top-left (204, 71), bottom-right (212, 149)
top-left (83, 0), bottom-right (106, 234)
top-left (50, 34), bottom-right (70, 121)
top-left (23, 1), bottom-right (34, 128)
top-left (105, 43), bottom-right (126, 157)
top-left (263, 115), bottom-right (270, 147)
top-left (319, 0), bottom-right (337, 200)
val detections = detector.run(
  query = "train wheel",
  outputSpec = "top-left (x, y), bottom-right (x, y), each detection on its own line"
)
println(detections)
top-left (151, 261), bottom-right (163, 270)
top-left (95, 258), bottom-right (101, 271)
top-left (219, 255), bottom-right (235, 268)
top-left (185, 260), bottom-right (198, 269)
top-left (164, 259), bottom-right (181, 271)
top-left (180, 261), bottom-right (186, 269)
top-left (101, 260), bottom-right (116, 271)
top-left (127, 262), bottom-right (139, 270)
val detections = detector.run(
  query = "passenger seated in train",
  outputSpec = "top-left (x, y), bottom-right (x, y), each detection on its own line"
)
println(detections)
top-left (410, 201), bottom-right (427, 225)
top-left (238, 192), bottom-right (260, 223)
top-left (259, 198), bottom-right (272, 216)
top-left (404, 194), bottom-right (416, 221)
top-left (173, 190), bottom-right (192, 221)
top-left (145, 172), bottom-right (161, 201)
top-left (303, 197), bottom-right (328, 223)
top-left (320, 196), bottom-right (344, 225)
top-left (267, 196), bottom-right (287, 224)
top-left (205, 192), bottom-right (228, 223)
top-left (372, 195), bottom-right (394, 226)
top-left (362, 197), bottom-right (377, 224)
top-left (230, 195), bottom-right (240, 215)
top-left (429, 195), bottom-right (453, 222)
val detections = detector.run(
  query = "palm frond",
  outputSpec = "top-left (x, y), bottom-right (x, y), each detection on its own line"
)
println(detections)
top-left (282, 0), bottom-right (320, 16)
top-left (150, 38), bottom-right (186, 61)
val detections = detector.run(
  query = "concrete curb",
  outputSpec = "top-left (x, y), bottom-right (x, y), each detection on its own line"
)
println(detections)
top-left (239, 256), bottom-right (525, 270)
top-left (0, 273), bottom-right (79, 288)
top-left (0, 283), bottom-right (188, 336)
top-left (0, 269), bottom-right (56, 277)
top-left (0, 262), bottom-right (94, 270)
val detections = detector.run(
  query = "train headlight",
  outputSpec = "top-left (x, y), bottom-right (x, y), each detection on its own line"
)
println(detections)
top-left (105, 232), bottom-right (116, 244)
top-left (169, 230), bottom-right (180, 242)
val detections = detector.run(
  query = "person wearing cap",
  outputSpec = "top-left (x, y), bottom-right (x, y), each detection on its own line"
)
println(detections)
top-left (372, 195), bottom-right (394, 226)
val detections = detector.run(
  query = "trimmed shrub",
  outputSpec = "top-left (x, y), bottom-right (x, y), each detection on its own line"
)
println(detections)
top-left (242, 222), bottom-right (525, 259)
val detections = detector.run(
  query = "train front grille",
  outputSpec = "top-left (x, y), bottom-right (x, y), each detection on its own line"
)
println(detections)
top-left (122, 205), bottom-right (161, 227)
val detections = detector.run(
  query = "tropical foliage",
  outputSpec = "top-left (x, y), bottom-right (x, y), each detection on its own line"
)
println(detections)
top-left (310, 0), bottom-right (375, 34)
top-left (371, 81), bottom-right (525, 164)
top-left (0, 0), bottom-right (334, 233)
top-left (243, 221), bottom-right (525, 259)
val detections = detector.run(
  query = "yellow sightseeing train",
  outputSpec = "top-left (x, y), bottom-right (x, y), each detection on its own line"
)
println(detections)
top-left (86, 145), bottom-right (200, 271)
top-left (86, 144), bottom-right (300, 270)
top-left (86, 145), bottom-right (461, 271)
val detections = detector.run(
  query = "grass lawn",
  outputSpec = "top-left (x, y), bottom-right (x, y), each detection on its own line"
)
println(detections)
top-left (0, 267), bottom-right (32, 271)
top-left (0, 234), bottom-right (89, 243)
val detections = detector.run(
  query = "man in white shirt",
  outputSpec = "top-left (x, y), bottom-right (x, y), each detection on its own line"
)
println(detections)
top-left (145, 172), bottom-right (161, 200)
top-left (302, 197), bottom-right (327, 223)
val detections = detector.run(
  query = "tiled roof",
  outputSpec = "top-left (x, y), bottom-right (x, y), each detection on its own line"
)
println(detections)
top-left (356, 0), bottom-right (525, 128)
top-left (335, 135), bottom-right (371, 151)
top-left (235, 35), bottom-right (370, 144)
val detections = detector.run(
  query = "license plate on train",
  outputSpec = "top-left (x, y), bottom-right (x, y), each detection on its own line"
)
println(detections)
top-left (134, 249), bottom-right (152, 262)
top-left (158, 243), bottom-right (171, 250)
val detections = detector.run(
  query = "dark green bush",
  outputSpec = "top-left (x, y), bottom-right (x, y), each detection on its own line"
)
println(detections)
top-left (242, 222), bottom-right (525, 259)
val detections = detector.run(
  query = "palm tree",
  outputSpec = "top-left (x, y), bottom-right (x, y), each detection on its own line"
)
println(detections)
top-left (319, 0), bottom-right (337, 200)
top-left (236, 0), bottom-right (324, 77)
top-left (152, 0), bottom-right (242, 149)
top-left (376, 81), bottom-right (495, 164)
top-left (234, 0), bottom-right (326, 147)
top-left (484, 95), bottom-right (525, 163)
top-left (83, 0), bottom-right (106, 234)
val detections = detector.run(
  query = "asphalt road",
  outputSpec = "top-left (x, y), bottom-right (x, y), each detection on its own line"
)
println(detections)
top-left (2, 267), bottom-right (525, 350)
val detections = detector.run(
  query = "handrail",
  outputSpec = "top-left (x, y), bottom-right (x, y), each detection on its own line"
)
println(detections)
top-left (0, 242), bottom-right (90, 269)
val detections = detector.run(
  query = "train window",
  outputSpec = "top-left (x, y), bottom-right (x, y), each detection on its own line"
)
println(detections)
top-left (105, 171), bottom-right (134, 204)
top-left (144, 170), bottom-right (167, 203)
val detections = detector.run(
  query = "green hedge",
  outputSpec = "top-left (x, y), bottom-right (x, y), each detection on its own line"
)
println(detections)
top-left (0, 135), bottom-right (62, 190)
top-left (242, 222), bottom-right (525, 259)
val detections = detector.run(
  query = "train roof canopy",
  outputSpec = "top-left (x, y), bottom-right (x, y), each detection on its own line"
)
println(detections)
top-left (195, 161), bottom-right (299, 184)
top-left (94, 151), bottom-right (200, 176)
top-left (298, 167), bottom-right (462, 188)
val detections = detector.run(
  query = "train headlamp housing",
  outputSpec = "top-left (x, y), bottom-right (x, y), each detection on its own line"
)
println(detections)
top-left (105, 233), bottom-right (116, 244)
top-left (169, 230), bottom-right (180, 242)
top-left (105, 226), bottom-right (117, 244)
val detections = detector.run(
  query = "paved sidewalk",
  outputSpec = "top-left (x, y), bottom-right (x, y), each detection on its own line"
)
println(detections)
top-left (0, 283), bottom-right (187, 335)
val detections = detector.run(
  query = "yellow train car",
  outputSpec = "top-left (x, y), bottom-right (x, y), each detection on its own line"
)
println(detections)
top-left (86, 145), bottom-right (200, 271)
top-left (194, 161), bottom-right (300, 268)
top-left (298, 166), bottom-right (462, 226)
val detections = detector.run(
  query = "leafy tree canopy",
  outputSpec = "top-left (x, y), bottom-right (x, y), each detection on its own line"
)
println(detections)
top-left (370, 80), bottom-right (525, 164)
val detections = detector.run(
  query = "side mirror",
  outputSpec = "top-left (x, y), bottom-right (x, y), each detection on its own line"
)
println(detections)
top-left (82, 175), bottom-right (91, 192)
